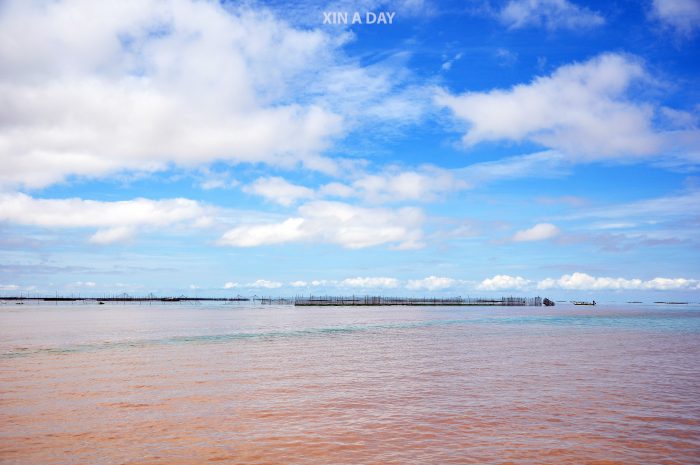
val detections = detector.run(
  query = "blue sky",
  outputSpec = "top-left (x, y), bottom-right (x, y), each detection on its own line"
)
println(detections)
top-left (1, 0), bottom-right (699, 300)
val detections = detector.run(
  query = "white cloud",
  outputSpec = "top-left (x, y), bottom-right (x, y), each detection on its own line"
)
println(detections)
top-left (242, 154), bottom-right (568, 208)
top-left (477, 275), bottom-right (531, 291)
top-left (495, 48), bottom-right (518, 67)
top-left (244, 177), bottom-right (315, 206)
top-left (441, 52), bottom-right (463, 71)
top-left (318, 182), bottom-right (356, 198)
top-left (340, 277), bottom-right (400, 288)
top-left (561, 190), bottom-right (700, 221)
top-left (219, 201), bottom-right (425, 249)
top-left (314, 165), bottom-right (472, 204)
top-left (537, 272), bottom-right (700, 290)
top-left (223, 282), bottom-right (239, 289)
top-left (197, 168), bottom-right (239, 191)
top-left (458, 151), bottom-right (570, 184)
top-left (436, 53), bottom-right (662, 160)
top-left (512, 223), bottom-right (561, 242)
top-left (644, 277), bottom-right (699, 290)
top-left (89, 226), bottom-right (136, 245)
top-left (218, 218), bottom-right (307, 247)
top-left (589, 222), bottom-right (637, 230)
top-left (0, 192), bottom-right (211, 244)
top-left (651, 0), bottom-right (700, 36)
top-left (660, 107), bottom-right (698, 129)
top-left (498, 0), bottom-right (604, 30)
top-left (349, 167), bottom-right (469, 203)
top-left (246, 279), bottom-right (283, 289)
top-left (406, 276), bottom-right (457, 291)
top-left (0, 284), bottom-right (20, 291)
top-left (0, 0), bottom-right (353, 188)
top-left (0, 0), bottom-right (439, 189)
top-left (289, 280), bottom-right (308, 287)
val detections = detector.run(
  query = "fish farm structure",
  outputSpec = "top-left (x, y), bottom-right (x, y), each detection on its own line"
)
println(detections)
top-left (293, 296), bottom-right (544, 306)
top-left (2, 294), bottom-right (546, 307)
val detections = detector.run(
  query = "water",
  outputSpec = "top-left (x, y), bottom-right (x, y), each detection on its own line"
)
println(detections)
top-left (1, 303), bottom-right (699, 464)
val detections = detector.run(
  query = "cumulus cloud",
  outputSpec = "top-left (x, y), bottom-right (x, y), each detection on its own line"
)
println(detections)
top-left (255, 165), bottom-right (471, 205)
top-left (537, 272), bottom-right (700, 290)
top-left (219, 201), bottom-right (425, 249)
top-left (244, 177), bottom-right (315, 206)
top-left (242, 154), bottom-right (569, 207)
top-left (436, 53), bottom-right (663, 160)
top-left (512, 223), bottom-right (561, 242)
top-left (246, 279), bottom-right (283, 289)
top-left (477, 275), bottom-right (531, 291)
top-left (0, 0), bottom-right (443, 190)
top-left (406, 276), bottom-right (457, 291)
top-left (498, 0), bottom-right (605, 30)
top-left (651, 0), bottom-right (700, 36)
top-left (346, 167), bottom-right (470, 203)
top-left (223, 282), bottom-right (239, 289)
top-left (340, 277), bottom-right (400, 288)
top-left (0, 0), bottom-right (354, 188)
top-left (0, 192), bottom-right (211, 244)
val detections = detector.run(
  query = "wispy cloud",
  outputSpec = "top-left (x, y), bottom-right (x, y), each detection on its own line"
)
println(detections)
top-left (560, 190), bottom-right (700, 221)
top-left (650, 0), bottom-right (700, 37)
top-left (498, 0), bottom-right (604, 31)
top-left (243, 152), bottom-right (569, 208)
top-left (244, 177), bottom-right (315, 206)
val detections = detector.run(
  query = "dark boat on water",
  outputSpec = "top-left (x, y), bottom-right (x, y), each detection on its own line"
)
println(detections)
top-left (573, 300), bottom-right (596, 306)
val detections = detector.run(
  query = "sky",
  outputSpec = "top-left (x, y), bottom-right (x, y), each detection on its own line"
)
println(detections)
top-left (1, 0), bottom-right (699, 300)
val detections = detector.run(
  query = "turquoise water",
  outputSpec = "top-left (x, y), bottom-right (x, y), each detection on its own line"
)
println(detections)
top-left (2, 302), bottom-right (699, 358)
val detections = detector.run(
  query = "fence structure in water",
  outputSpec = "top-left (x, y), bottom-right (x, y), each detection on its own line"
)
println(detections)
top-left (293, 296), bottom-right (543, 306)
top-left (1, 295), bottom-right (543, 307)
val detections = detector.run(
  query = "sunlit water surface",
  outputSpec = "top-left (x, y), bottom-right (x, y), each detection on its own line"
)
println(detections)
top-left (1, 302), bottom-right (699, 464)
